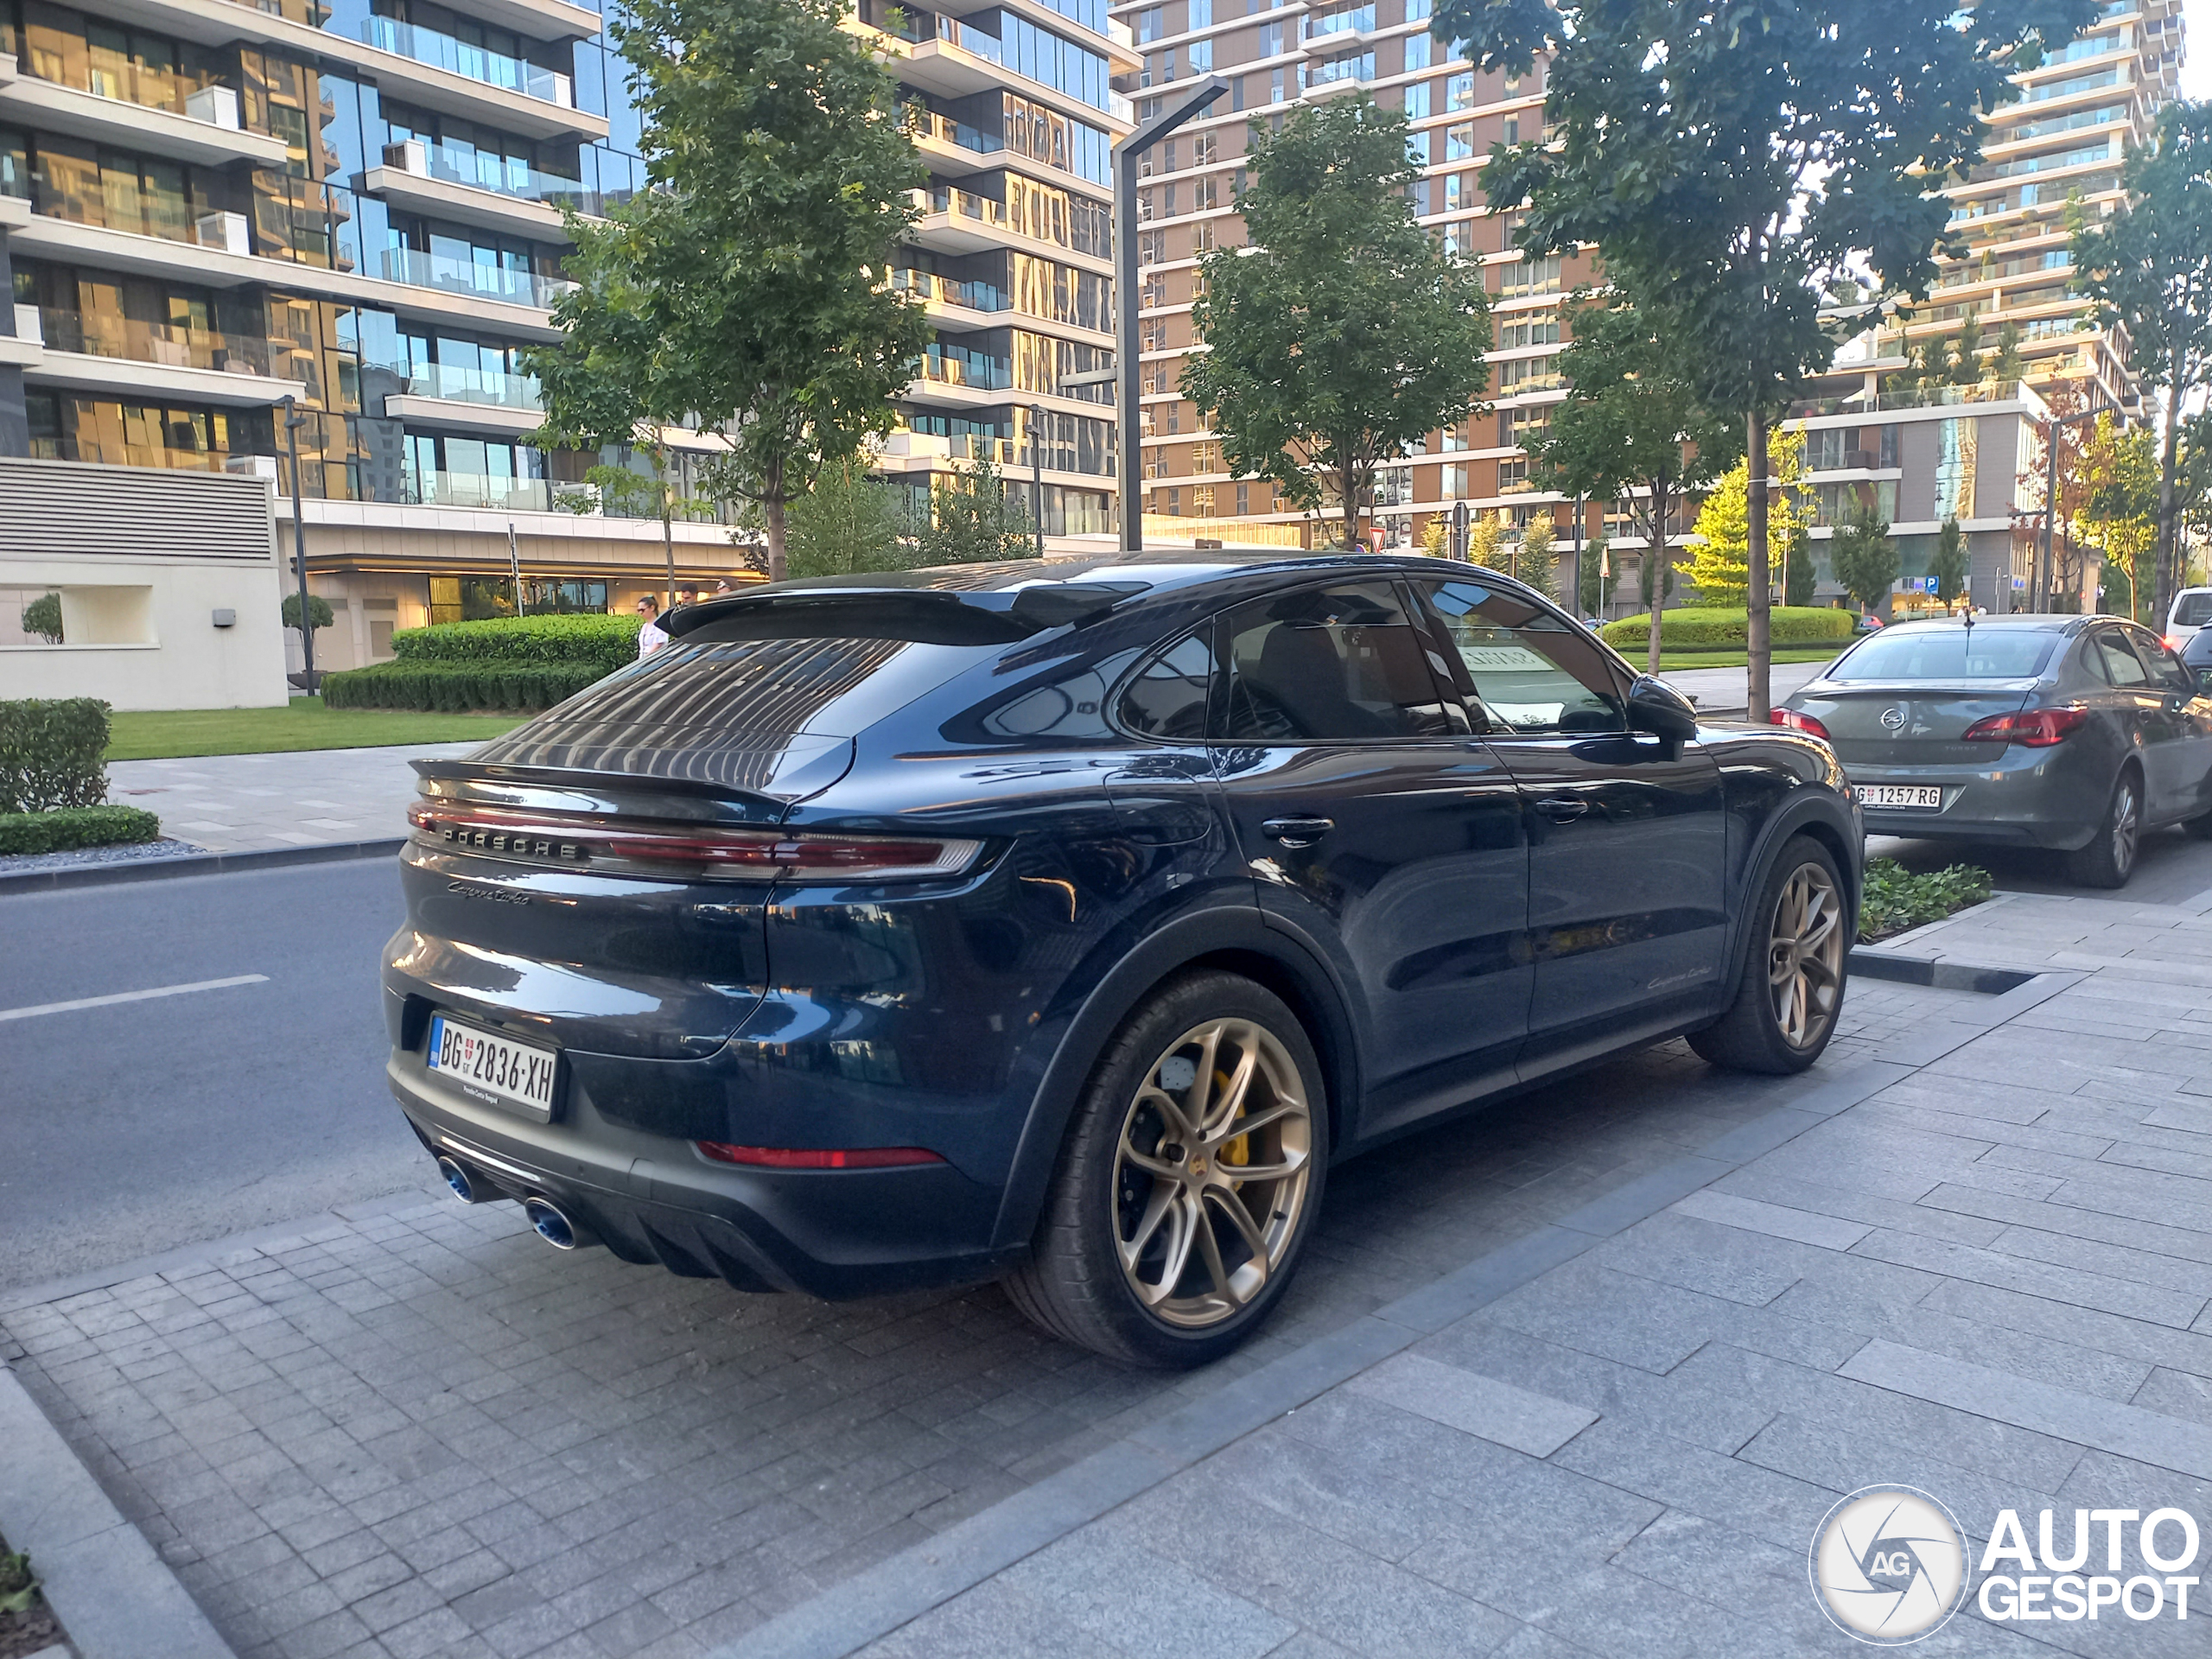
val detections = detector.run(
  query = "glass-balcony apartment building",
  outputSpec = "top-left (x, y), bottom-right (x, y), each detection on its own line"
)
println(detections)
top-left (1109, 0), bottom-right (2183, 617)
top-left (0, 0), bottom-right (1132, 669)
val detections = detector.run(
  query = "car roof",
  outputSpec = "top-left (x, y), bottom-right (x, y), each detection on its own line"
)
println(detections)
top-left (1873, 614), bottom-right (2099, 634)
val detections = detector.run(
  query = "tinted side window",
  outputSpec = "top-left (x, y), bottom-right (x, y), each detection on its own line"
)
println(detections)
top-left (2093, 630), bottom-right (2152, 688)
top-left (1116, 632), bottom-right (1214, 738)
top-left (2135, 633), bottom-right (2195, 695)
top-left (1219, 582), bottom-right (1457, 741)
top-left (1414, 579), bottom-right (1625, 734)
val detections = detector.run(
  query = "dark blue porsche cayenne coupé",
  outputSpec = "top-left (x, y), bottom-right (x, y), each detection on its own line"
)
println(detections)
top-left (383, 553), bottom-right (1861, 1365)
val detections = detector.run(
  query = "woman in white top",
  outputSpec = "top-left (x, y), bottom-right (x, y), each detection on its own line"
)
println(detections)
top-left (635, 594), bottom-right (670, 658)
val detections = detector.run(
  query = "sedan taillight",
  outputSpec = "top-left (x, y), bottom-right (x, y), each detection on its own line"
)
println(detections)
top-left (696, 1141), bottom-right (944, 1169)
top-left (1770, 709), bottom-right (1831, 741)
top-left (408, 802), bottom-right (980, 882)
top-left (1961, 707), bottom-right (2088, 747)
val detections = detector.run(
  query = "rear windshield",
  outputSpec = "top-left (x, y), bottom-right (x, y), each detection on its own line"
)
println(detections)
top-left (2175, 592), bottom-right (2212, 626)
top-left (1828, 627), bottom-right (2059, 682)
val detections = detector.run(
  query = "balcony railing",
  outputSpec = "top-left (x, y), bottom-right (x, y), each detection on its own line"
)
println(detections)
top-left (378, 246), bottom-right (575, 308)
top-left (893, 269), bottom-right (1011, 314)
top-left (905, 108), bottom-right (1003, 160)
top-left (380, 141), bottom-right (599, 213)
top-left (30, 54), bottom-right (245, 129)
top-left (32, 308), bottom-right (272, 376)
top-left (404, 362), bottom-right (543, 410)
top-left (1787, 380), bottom-right (2046, 420)
top-left (918, 348), bottom-right (1013, 391)
top-left (361, 16), bottom-right (575, 107)
top-left (404, 469), bottom-right (556, 512)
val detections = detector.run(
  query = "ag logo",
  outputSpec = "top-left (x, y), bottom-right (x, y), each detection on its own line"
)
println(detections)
top-left (1879, 705), bottom-right (1909, 733)
top-left (1809, 1485), bottom-right (1971, 1644)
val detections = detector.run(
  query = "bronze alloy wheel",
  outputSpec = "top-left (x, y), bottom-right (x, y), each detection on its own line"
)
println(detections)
top-left (1769, 859), bottom-right (1847, 1050)
top-left (1111, 1017), bottom-right (1314, 1329)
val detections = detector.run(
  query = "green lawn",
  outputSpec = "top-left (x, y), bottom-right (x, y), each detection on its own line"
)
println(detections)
top-left (106, 698), bottom-right (527, 761)
top-left (1651, 646), bottom-right (1846, 671)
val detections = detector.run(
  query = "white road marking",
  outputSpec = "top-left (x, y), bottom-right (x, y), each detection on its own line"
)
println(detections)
top-left (0, 974), bottom-right (270, 1022)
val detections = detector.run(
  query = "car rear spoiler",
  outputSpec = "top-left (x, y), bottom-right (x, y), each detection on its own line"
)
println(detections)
top-left (664, 581), bottom-right (1150, 645)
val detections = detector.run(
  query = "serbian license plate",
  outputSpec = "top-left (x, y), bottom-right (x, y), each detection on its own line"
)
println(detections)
top-left (1859, 785), bottom-right (1944, 810)
top-left (426, 1014), bottom-right (558, 1121)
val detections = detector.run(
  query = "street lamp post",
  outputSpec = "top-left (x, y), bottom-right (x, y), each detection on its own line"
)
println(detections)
top-left (279, 395), bottom-right (315, 690)
top-left (1027, 402), bottom-right (1046, 557)
top-left (1114, 76), bottom-right (1228, 554)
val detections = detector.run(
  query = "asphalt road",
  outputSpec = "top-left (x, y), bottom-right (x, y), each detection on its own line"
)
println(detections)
top-left (1872, 817), bottom-right (2212, 906)
top-left (0, 857), bottom-right (433, 1292)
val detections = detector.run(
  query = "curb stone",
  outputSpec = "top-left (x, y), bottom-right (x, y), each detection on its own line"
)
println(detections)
top-left (0, 836), bottom-right (404, 896)
top-left (0, 1365), bottom-right (234, 1659)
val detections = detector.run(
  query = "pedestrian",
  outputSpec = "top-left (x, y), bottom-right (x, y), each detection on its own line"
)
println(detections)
top-left (710, 576), bottom-right (741, 597)
top-left (634, 594), bottom-right (669, 658)
top-left (676, 586), bottom-right (699, 607)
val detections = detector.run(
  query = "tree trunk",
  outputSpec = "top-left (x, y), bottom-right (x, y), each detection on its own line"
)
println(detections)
top-left (661, 498), bottom-right (677, 611)
top-left (1746, 412), bottom-right (1772, 721)
top-left (2157, 355), bottom-right (2183, 629)
top-left (765, 494), bottom-right (788, 582)
top-left (1645, 481), bottom-right (1666, 677)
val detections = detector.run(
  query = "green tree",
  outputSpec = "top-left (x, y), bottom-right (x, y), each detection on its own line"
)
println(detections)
top-left (1783, 518), bottom-right (1820, 608)
top-left (1464, 0), bottom-right (2095, 717)
top-left (20, 592), bottom-right (61, 644)
top-left (528, 0), bottom-right (929, 582)
top-left (1419, 517), bottom-right (1450, 558)
top-left (1187, 94), bottom-right (1492, 550)
top-left (281, 592), bottom-right (335, 634)
top-left (1639, 540), bottom-right (1675, 613)
top-left (910, 459), bottom-right (1036, 567)
top-left (1465, 509), bottom-right (1506, 572)
top-left (1516, 511), bottom-right (1555, 598)
top-left (1579, 533), bottom-right (1611, 616)
top-left (2079, 414), bottom-right (2161, 621)
top-left (1931, 517), bottom-right (1971, 607)
top-left (2073, 100), bottom-right (2212, 626)
top-left (1687, 468), bottom-right (1751, 608)
top-left (1993, 321), bottom-right (2026, 386)
top-left (1951, 312), bottom-right (1986, 385)
top-left (1830, 505), bottom-right (1902, 616)
top-left (1525, 297), bottom-right (1737, 672)
top-left (783, 454), bottom-right (912, 578)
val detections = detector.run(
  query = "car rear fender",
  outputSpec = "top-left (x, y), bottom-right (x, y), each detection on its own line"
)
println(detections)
top-left (988, 900), bottom-right (1363, 1255)
top-left (1716, 787), bottom-right (1864, 1000)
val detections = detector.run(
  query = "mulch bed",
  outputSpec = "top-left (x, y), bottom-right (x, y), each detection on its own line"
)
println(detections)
top-left (0, 1532), bottom-right (63, 1659)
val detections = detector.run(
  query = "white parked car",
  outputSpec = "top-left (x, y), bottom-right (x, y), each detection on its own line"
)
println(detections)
top-left (2167, 588), bottom-right (2212, 652)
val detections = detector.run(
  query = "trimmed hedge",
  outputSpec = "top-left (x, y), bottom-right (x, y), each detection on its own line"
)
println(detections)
top-left (1599, 606), bottom-right (1855, 651)
top-left (391, 614), bottom-right (641, 676)
top-left (321, 660), bottom-right (609, 713)
top-left (0, 697), bottom-right (111, 814)
top-left (0, 804), bottom-right (160, 856)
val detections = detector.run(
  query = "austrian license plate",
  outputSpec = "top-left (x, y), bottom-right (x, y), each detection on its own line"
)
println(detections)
top-left (1858, 785), bottom-right (1944, 810)
top-left (426, 1014), bottom-right (558, 1121)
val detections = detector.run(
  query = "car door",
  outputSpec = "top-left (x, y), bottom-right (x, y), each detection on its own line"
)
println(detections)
top-left (1206, 577), bottom-right (1531, 1135)
top-left (2088, 627), bottom-right (2182, 818)
top-left (2115, 626), bottom-right (2212, 823)
top-left (1407, 574), bottom-right (1728, 1072)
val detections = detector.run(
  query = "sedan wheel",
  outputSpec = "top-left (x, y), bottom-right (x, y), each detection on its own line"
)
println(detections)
top-left (1005, 971), bottom-right (1327, 1366)
top-left (1113, 1018), bottom-right (1314, 1329)
top-left (2066, 771), bottom-right (2140, 889)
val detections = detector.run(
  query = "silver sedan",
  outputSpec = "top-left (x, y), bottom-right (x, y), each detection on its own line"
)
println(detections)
top-left (1776, 615), bottom-right (2212, 888)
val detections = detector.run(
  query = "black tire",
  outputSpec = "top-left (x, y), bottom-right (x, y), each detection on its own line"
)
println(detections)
top-left (2065, 767), bottom-right (2141, 888)
top-left (2187, 810), bottom-right (2212, 842)
top-left (1688, 835), bottom-right (1850, 1076)
top-left (1004, 970), bottom-right (1329, 1368)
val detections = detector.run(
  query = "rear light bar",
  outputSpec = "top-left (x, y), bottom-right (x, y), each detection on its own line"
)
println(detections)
top-left (1961, 707), bottom-right (2088, 747)
top-left (408, 802), bottom-right (980, 883)
top-left (1770, 709), bottom-right (1832, 741)
top-left (696, 1141), bottom-right (944, 1170)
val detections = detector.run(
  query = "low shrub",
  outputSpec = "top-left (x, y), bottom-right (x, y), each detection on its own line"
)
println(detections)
top-left (1600, 606), bottom-right (1855, 651)
top-left (391, 614), bottom-right (641, 677)
top-left (1859, 857), bottom-right (1993, 943)
top-left (321, 660), bottom-right (610, 712)
top-left (0, 804), bottom-right (161, 856)
top-left (0, 698), bottom-right (112, 814)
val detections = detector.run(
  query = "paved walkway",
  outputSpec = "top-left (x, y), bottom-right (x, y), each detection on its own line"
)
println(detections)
top-left (8, 892), bottom-right (2212, 1657)
top-left (106, 744), bottom-right (486, 854)
top-left (1656, 659), bottom-right (1827, 715)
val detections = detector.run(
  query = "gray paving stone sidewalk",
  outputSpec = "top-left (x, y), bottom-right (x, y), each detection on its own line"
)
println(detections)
top-left (106, 744), bottom-right (486, 854)
top-left (4, 889), bottom-right (2209, 1659)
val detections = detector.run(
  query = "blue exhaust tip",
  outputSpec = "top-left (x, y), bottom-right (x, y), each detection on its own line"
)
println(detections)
top-left (435, 1156), bottom-right (478, 1203)
top-left (524, 1197), bottom-right (577, 1249)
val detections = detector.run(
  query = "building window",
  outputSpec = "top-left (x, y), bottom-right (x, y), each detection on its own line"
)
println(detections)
top-left (1445, 123), bottom-right (1475, 162)
top-left (1236, 482), bottom-right (1249, 515)
top-left (1447, 72), bottom-right (1474, 110)
top-left (1403, 82), bottom-right (1430, 120)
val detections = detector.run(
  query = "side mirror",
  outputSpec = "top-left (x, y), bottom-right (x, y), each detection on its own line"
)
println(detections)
top-left (1626, 675), bottom-right (1700, 743)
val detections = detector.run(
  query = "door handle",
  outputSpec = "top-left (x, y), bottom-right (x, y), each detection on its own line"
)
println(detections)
top-left (1261, 816), bottom-right (1333, 846)
top-left (1533, 797), bottom-right (1589, 823)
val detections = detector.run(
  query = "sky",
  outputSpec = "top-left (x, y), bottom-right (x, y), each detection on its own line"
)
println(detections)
top-left (2185, 0), bottom-right (2209, 99)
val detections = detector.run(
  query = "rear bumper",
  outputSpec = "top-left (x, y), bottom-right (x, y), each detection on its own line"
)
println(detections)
top-left (389, 1058), bottom-right (1017, 1300)
top-left (1849, 749), bottom-right (2105, 851)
